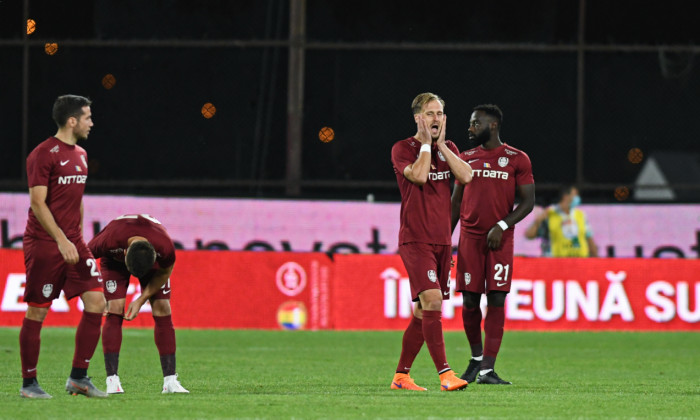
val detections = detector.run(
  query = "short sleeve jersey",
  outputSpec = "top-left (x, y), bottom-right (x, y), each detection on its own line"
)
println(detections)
top-left (24, 137), bottom-right (89, 241)
top-left (458, 143), bottom-right (534, 236)
top-left (88, 214), bottom-right (176, 269)
top-left (391, 137), bottom-right (461, 245)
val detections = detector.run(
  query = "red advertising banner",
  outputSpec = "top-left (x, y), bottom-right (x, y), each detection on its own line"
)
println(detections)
top-left (1, 249), bottom-right (698, 331)
top-left (0, 250), bottom-right (333, 330)
top-left (334, 255), bottom-right (700, 331)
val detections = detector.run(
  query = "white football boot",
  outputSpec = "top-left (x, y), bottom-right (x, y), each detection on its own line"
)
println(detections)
top-left (162, 374), bottom-right (189, 394)
top-left (106, 375), bottom-right (124, 394)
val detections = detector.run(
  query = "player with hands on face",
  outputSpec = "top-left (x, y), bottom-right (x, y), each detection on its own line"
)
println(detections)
top-left (390, 92), bottom-right (473, 392)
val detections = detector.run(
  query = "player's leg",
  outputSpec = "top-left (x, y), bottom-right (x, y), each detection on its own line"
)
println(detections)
top-left (390, 244), bottom-right (431, 391)
top-left (429, 244), bottom-right (468, 391)
top-left (149, 280), bottom-right (188, 393)
top-left (477, 233), bottom-right (513, 385)
top-left (20, 237), bottom-right (63, 399)
top-left (102, 298), bottom-right (126, 393)
top-left (455, 234), bottom-right (487, 382)
top-left (20, 305), bottom-right (51, 398)
top-left (460, 291), bottom-right (483, 382)
top-left (100, 259), bottom-right (130, 392)
top-left (63, 246), bottom-right (108, 397)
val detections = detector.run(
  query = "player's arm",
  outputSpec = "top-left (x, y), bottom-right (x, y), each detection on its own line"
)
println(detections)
top-left (487, 183), bottom-right (536, 249)
top-left (124, 264), bottom-right (174, 321)
top-left (451, 181), bottom-right (465, 233)
top-left (436, 115), bottom-right (473, 184)
top-left (28, 185), bottom-right (79, 264)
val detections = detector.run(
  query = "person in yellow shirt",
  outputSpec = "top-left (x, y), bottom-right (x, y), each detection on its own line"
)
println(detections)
top-left (525, 186), bottom-right (598, 257)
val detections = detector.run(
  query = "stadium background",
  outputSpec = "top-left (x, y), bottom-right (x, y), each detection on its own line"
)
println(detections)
top-left (0, 1), bottom-right (698, 332)
top-left (1, 0), bottom-right (699, 203)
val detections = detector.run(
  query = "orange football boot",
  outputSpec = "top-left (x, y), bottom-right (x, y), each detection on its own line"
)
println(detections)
top-left (390, 373), bottom-right (427, 391)
top-left (439, 370), bottom-right (468, 391)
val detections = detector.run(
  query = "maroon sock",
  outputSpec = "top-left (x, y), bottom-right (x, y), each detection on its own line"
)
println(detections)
top-left (20, 318), bottom-right (42, 379)
top-left (483, 306), bottom-right (505, 370)
top-left (154, 315), bottom-right (177, 376)
top-left (102, 313), bottom-right (124, 354)
top-left (396, 316), bottom-right (424, 373)
top-left (102, 313), bottom-right (124, 376)
top-left (72, 311), bottom-right (103, 369)
top-left (461, 306), bottom-right (483, 357)
top-left (422, 310), bottom-right (450, 373)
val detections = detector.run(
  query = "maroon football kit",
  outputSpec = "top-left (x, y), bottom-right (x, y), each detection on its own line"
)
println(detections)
top-left (391, 137), bottom-right (459, 300)
top-left (23, 137), bottom-right (101, 306)
top-left (390, 134), bottom-right (465, 378)
top-left (89, 214), bottom-right (176, 301)
top-left (455, 143), bottom-right (534, 293)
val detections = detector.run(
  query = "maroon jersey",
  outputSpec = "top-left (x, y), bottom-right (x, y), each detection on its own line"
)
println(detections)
top-left (88, 214), bottom-right (176, 269)
top-left (457, 143), bottom-right (534, 236)
top-left (391, 137), bottom-right (460, 245)
top-left (24, 137), bottom-right (88, 241)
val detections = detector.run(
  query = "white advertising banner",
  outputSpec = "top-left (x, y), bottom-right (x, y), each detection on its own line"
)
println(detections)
top-left (1, 192), bottom-right (698, 257)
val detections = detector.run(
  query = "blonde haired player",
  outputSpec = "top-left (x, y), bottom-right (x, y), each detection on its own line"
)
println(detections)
top-left (389, 92), bottom-right (472, 391)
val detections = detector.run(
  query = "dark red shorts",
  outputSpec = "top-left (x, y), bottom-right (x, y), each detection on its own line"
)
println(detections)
top-left (455, 231), bottom-right (514, 294)
top-left (23, 236), bottom-right (103, 305)
top-left (398, 242), bottom-right (452, 301)
top-left (99, 257), bottom-right (171, 301)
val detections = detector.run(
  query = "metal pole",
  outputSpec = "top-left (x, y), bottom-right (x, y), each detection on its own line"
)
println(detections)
top-left (21, 0), bottom-right (30, 183)
top-left (285, 0), bottom-right (305, 196)
top-left (575, 0), bottom-right (586, 185)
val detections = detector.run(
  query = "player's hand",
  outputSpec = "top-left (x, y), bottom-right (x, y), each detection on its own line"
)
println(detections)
top-left (487, 225), bottom-right (504, 249)
top-left (415, 115), bottom-right (432, 145)
top-left (436, 114), bottom-right (447, 148)
top-left (57, 238), bottom-right (79, 265)
top-left (124, 300), bottom-right (144, 321)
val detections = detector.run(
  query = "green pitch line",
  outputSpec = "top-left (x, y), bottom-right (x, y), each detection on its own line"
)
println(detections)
top-left (0, 328), bottom-right (697, 419)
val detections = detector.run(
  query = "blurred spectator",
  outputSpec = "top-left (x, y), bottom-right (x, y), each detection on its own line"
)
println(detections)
top-left (525, 186), bottom-right (598, 257)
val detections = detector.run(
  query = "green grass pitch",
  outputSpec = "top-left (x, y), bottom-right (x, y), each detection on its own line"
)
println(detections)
top-left (0, 328), bottom-right (698, 419)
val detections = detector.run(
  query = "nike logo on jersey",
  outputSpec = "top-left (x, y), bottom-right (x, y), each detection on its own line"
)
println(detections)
top-left (468, 159), bottom-right (479, 163)
top-left (496, 282), bottom-right (508, 287)
top-left (60, 160), bottom-right (70, 166)
top-left (162, 290), bottom-right (171, 294)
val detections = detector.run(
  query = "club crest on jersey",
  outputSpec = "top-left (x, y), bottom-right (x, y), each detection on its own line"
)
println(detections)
top-left (106, 280), bottom-right (118, 294)
top-left (50, 145), bottom-right (59, 153)
top-left (498, 157), bottom-right (509, 167)
top-left (42, 284), bottom-right (53, 298)
top-left (427, 270), bottom-right (437, 283)
top-left (464, 273), bottom-right (471, 286)
top-left (437, 151), bottom-right (446, 161)
top-left (80, 155), bottom-right (87, 168)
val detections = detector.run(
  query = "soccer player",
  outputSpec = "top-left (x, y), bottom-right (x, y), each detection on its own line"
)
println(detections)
top-left (390, 92), bottom-right (473, 391)
top-left (451, 104), bottom-right (535, 385)
top-left (20, 94), bottom-right (108, 398)
top-left (88, 214), bottom-right (189, 394)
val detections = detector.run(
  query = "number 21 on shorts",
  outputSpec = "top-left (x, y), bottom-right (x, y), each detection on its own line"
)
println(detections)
top-left (494, 263), bottom-right (510, 287)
